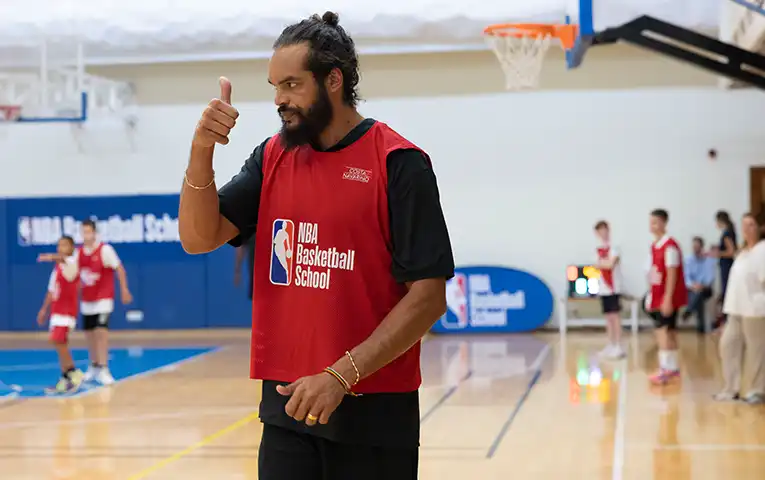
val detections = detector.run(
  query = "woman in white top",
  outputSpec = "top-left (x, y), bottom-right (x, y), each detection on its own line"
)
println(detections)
top-left (716, 212), bottom-right (765, 404)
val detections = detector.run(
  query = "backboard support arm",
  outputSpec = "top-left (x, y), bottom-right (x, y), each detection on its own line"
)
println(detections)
top-left (593, 15), bottom-right (765, 90)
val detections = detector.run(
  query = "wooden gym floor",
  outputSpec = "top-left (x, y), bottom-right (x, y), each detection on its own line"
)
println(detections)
top-left (0, 329), bottom-right (764, 479)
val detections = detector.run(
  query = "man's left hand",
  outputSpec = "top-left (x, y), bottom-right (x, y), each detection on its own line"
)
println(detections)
top-left (277, 372), bottom-right (347, 426)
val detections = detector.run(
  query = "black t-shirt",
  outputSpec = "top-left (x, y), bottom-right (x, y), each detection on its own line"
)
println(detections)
top-left (245, 235), bottom-right (255, 299)
top-left (719, 228), bottom-right (736, 272)
top-left (217, 118), bottom-right (455, 449)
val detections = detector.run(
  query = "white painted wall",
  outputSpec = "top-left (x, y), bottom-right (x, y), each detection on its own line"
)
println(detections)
top-left (2, 87), bottom-right (763, 300)
top-left (88, 45), bottom-right (718, 106)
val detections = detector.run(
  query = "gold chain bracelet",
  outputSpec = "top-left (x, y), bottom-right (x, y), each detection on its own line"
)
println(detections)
top-left (184, 171), bottom-right (215, 190)
top-left (345, 351), bottom-right (361, 386)
top-left (323, 367), bottom-right (361, 397)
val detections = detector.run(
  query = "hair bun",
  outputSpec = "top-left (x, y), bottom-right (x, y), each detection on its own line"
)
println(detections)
top-left (321, 11), bottom-right (339, 27)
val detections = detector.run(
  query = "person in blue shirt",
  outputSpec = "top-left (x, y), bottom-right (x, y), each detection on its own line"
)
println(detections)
top-left (682, 236), bottom-right (716, 333)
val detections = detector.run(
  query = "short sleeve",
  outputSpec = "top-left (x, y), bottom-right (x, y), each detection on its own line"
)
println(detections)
top-left (665, 246), bottom-right (680, 267)
top-left (387, 149), bottom-right (455, 283)
top-left (610, 246), bottom-right (620, 259)
top-left (101, 244), bottom-right (121, 269)
top-left (218, 137), bottom-right (268, 247)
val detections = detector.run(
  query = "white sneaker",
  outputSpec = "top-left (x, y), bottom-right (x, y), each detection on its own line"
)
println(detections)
top-left (83, 366), bottom-right (98, 383)
top-left (713, 391), bottom-right (740, 402)
top-left (95, 368), bottom-right (115, 386)
top-left (599, 345), bottom-right (626, 360)
top-left (610, 345), bottom-right (627, 359)
top-left (598, 345), bottom-right (615, 358)
top-left (744, 392), bottom-right (765, 405)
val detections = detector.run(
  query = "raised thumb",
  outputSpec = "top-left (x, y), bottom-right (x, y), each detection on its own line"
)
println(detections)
top-left (219, 76), bottom-right (232, 104)
top-left (276, 383), bottom-right (295, 396)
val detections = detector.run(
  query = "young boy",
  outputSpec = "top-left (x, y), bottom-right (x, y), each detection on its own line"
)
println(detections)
top-left (646, 209), bottom-right (688, 385)
top-left (37, 235), bottom-right (84, 394)
top-left (78, 219), bottom-right (132, 385)
top-left (594, 220), bottom-right (626, 359)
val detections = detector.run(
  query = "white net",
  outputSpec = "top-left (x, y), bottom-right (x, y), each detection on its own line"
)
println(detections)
top-left (484, 29), bottom-right (553, 90)
top-left (0, 105), bottom-right (21, 122)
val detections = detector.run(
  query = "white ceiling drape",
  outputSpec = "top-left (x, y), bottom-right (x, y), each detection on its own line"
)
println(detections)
top-left (0, 0), bottom-right (721, 66)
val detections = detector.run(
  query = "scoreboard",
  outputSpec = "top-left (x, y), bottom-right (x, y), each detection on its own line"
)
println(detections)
top-left (566, 264), bottom-right (601, 299)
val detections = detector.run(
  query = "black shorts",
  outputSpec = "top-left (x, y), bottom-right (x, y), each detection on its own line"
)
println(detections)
top-left (258, 423), bottom-right (418, 480)
top-left (82, 313), bottom-right (110, 330)
top-left (650, 311), bottom-right (678, 330)
top-left (600, 294), bottom-right (621, 314)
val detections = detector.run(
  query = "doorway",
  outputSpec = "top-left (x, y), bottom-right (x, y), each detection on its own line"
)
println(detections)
top-left (750, 167), bottom-right (765, 219)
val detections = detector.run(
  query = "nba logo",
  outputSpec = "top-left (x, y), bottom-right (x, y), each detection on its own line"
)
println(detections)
top-left (270, 219), bottom-right (295, 286)
top-left (442, 273), bottom-right (469, 329)
top-left (17, 217), bottom-right (31, 246)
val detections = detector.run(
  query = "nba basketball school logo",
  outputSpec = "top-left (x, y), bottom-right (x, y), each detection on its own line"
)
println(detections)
top-left (267, 218), bottom-right (357, 290)
top-left (270, 219), bottom-right (295, 286)
top-left (444, 273), bottom-right (469, 329)
top-left (17, 217), bottom-right (32, 246)
top-left (433, 266), bottom-right (555, 334)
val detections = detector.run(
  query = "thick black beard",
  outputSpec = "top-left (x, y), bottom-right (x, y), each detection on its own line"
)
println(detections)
top-left (279, 84), bottom-right (334, 150)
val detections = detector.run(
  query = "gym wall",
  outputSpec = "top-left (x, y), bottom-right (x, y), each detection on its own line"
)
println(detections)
top-left (1, 48), bottom-right (760, 331)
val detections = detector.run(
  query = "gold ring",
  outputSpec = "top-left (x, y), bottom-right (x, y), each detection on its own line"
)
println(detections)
top-left (306, 414), bottom-right (318, 422)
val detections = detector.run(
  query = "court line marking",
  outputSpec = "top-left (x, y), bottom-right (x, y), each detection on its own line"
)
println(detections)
top-left (628, 443), bottom-right (765, 451)
top-left (612, 358), bottom-right (628, 480)
top-left (485, 343), bottom-right (551, 459)
top-left (420, 370), bottom-right (473, 424)
top-left (0, 358), bottom-right (90, 372)
top-left (0, 392), bottom-right (19, 406)
top-left (0, 407), bottom-right (258, 430)
top-left (67, 346), bottom-right (222, 400)
top-left (126, 411), bottom-right (260, 480)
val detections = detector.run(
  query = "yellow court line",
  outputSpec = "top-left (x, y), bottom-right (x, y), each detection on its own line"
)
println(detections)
top-left (126, 411), bottom-right (260, 480)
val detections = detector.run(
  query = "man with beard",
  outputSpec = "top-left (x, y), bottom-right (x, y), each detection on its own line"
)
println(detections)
top-left (178, 11), bottom-right (454, 480)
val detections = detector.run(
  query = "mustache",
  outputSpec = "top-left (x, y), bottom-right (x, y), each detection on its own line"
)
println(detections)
top-left (278, 105), bottom-right (302, 116)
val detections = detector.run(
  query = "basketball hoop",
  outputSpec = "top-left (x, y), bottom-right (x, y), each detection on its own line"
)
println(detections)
top-left (0, 105), bottom-right (22, 122)
top-left (483, 23), bottom-right (578, 90)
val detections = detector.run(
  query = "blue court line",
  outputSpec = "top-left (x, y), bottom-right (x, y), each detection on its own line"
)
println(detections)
top-left (0, 347), bottom-right (219, 400)
top-left (485, 345), bottom-right (551, 459)
top-left (420, 370), bottom-right (473, 424)
top-left (67, 347), bottom-right (220, 400)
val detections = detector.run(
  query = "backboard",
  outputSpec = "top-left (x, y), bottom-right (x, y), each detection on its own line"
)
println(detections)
top-left (720, 0), bottom-right (765, 88)
top-left (0, 41), bottom-right (135, 124)
top-left (562, 0), bottom-right (765, 89)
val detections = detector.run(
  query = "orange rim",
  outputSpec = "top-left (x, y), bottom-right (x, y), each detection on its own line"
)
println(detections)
top-left (483, 23), bottom-right (578, 50)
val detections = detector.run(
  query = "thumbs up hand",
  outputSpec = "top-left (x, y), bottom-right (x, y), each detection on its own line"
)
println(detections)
top-left (193, 77), bottom-right (240, 147)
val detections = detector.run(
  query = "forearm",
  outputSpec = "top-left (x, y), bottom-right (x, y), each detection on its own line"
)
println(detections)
top-left (179, 145), bottom-right (222, 253)
top-left (664, 269), bottom-right (677, 300)
top-left (116, 266), bottom-right (129, 291)
top-left (40, 293), bottom-right (52, 312)
top-left (332, 284), bottom-right (446, 383)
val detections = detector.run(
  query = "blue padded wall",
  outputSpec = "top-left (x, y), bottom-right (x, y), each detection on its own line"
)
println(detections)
top-left (2, 194), bottom-right (250, 331)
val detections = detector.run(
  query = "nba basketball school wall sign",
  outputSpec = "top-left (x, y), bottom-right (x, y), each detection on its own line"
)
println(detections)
top-left (8, 195), bottom-right (184, 264)
top-left (269, 218), bottom-right (356, 289)
top-left (431, 265), bottom-right (554, 334)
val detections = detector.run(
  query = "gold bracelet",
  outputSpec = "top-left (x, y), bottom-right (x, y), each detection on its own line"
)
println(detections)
top-left (323, 366), bottom-right (361, 397)
top-left (184, 171), bottom-right (215, 190)
top-left (345, 351), bottom-right (360, 386)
